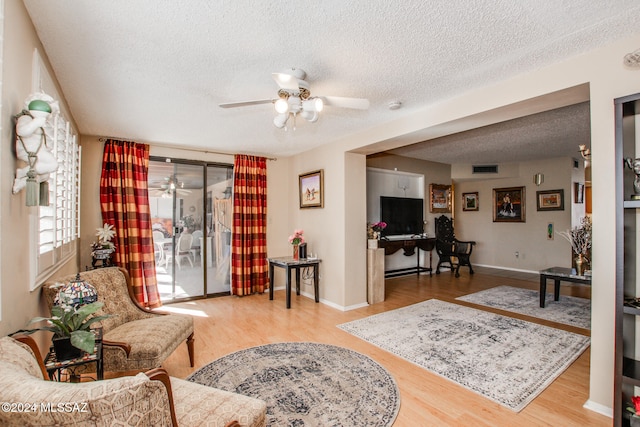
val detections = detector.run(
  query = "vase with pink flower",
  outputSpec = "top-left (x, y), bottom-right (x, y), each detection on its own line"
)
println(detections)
top-left (367, 221), bottom-right (387, 248)
top-left (289, 229), bottom-right (304, 260)
top-left (627, 396), bottom-right (640, 426)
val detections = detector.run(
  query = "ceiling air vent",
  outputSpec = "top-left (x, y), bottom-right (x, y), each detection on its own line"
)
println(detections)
top-left (472, 165), bottom-right (498, 174)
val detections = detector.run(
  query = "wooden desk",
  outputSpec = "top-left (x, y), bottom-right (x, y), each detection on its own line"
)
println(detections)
top-left (268, 257), bottom-right (321, 309)
top-left (539, 266), bottom-right (591, 308)
top-left (378, 237), bottom-right (436, 278)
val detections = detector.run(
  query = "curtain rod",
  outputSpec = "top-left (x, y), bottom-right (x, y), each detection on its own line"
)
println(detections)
top-left (97, 137), bottom-right (277, 161)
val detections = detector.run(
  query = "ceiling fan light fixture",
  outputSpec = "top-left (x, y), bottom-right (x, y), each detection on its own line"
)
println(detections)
top-left (300, 110), bottom-right (319, 122)
top-left (274, 98), bottom-right (289, 114)
top-left (273, 113), bottom-right (288, 128)
top-left (303, 98), bottom-right (323, 113)
top-left (315, 98), bottom-right (324, 112)
top-left (288, 96), bottom-right (301, 112)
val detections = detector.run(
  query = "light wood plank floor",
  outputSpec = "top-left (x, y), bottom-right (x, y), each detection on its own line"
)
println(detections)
top-left (158, 266), bottom-right (608, 427)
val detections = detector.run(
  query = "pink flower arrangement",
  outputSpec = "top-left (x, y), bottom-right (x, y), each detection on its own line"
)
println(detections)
top-left (367, 221), bottom-right (387, 239)
top-left (627, 395), bottom-right (640, 417)
top-left (371, 222), bottom-right (387, 232)
top-left (288, 229), bottom-right (304, 246)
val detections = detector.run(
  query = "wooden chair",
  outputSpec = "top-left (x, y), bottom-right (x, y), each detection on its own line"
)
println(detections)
top-left (434, 215), bottom-right (476, 277)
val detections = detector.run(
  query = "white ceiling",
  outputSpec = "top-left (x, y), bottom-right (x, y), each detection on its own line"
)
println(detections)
top-left (23, 1), bottom-right (640, 162)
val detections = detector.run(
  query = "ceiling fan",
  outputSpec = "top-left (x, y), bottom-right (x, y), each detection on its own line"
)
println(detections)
top-left (219, 68), bottom-right (370, 130)
top-left (149, 176), bottom-right (192, 198)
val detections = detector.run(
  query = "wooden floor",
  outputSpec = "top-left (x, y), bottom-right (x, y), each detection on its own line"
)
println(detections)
top-left (158, 266), bottom-right (608, 427)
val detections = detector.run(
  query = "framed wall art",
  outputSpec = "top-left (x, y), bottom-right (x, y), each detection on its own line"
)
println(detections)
top-left (299, 169), bottom-right (324, 208)
top-left (536, 189), bottom-right (564, 211)
top-left (493, 186), bottom-right (525, 222)
top-left (429, 184), bottom-right (452, 213)
top-left (462, 192), bottom-right (479, 211)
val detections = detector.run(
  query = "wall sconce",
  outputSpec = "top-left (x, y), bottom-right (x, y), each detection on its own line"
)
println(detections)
top-left (533, 173), bottom-right (544, 186)
top-left (578, 144), bottom-right (591, 160)
top-left (578, 144), bottom-right (592, 183)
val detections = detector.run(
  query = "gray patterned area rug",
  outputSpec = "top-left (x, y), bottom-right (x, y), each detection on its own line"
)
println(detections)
top-left (456, 285), bottom-right (591, 329)
top-left (337, 299), bottom-right (590, 412)
top-left (187, 342), bottom-right (400, 427)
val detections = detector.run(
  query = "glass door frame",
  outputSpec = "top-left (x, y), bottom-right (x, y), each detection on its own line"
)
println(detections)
top-left (149, 156), bottom-right (233, 303)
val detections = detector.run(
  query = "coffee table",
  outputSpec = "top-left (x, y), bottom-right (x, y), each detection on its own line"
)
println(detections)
top-left (539, 266), bottom-right (591, 308)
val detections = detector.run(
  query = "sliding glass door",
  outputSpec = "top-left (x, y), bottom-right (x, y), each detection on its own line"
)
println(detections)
top-left (149, 157), bottom-right (233, 302)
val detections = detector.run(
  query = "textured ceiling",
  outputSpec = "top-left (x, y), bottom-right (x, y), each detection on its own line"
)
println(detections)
top-left (389, 102), bottom-right (592, 164)
top-left (23, 1), bottom-right (640, 161)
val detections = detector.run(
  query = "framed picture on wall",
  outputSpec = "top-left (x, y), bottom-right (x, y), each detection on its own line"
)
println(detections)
top-left (299, 169), bottom-right (324, 208)
top-left (493, 186), bottom-right (525, 222)
top-left (430, 184), bottom-right (451, 213)
top-left (536, 189), bottom-right (564, 211)
top-left (462, 192), bottom-right (479, 211)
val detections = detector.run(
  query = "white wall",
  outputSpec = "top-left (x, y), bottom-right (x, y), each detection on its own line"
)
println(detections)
top-left (0, 2), bottom-right (78, 352)
top-left (454, 157), bottom-right (575, 272)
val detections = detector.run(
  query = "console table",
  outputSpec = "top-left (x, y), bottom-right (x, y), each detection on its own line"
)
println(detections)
top-left (539, 266), bottom-right (591, 308)
top-left (378, 237), bottom-right (436, 278)
top-left (267, 257), bottom-right (321, 309)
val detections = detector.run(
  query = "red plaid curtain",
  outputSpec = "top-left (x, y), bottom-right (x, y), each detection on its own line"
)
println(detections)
top-left (231, 155), bottom-right (268, 295)
top-left (99, 139), bottom-right (161, 308)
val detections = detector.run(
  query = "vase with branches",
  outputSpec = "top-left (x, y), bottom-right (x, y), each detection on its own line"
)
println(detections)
top-left (557, 216), bottom-right (592, 275)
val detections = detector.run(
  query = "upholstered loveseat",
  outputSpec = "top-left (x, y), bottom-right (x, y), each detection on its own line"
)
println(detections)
top-left (42, 267), bottom-right (194, 373)
top-left (0, 336), bottom-right (267, 426)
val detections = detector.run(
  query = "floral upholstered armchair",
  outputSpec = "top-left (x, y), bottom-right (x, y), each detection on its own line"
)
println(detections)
top-left (42, 267), bottom-right (194, 373)
top-left (0, 335), bottom-right (267, 426)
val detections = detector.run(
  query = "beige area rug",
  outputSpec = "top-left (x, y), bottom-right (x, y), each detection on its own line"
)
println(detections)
top-left (187, 342), bottom-right (400, 426)
top-left (338, 299), bottom-right (590, 412)
top-left (456, 285), bottom-right (591, 329)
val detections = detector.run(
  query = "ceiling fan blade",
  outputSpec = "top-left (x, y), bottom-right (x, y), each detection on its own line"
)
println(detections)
top-left (219, 99), bottom-right (273, 108)
top-left (321, 96), bottom-right (370, 110)
top-left (272, 72), bottom-right (300, 91)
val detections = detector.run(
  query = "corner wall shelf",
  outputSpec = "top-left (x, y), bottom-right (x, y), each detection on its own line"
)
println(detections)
top-left (614, 91), bottom-right (640, 427)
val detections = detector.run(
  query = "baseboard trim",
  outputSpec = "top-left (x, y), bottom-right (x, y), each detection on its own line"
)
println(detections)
top-left (271, 286), bottom-right (368, 311)
top-left (583, 399), bottom-right (613, 418)
top-left (474, 263), bottom-right (538, 275)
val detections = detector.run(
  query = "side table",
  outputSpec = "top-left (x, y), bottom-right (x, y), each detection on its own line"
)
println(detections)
top-left (268, 257), bottom-right (321, 309)
top-left (44, 328), bottom-right (103, 382)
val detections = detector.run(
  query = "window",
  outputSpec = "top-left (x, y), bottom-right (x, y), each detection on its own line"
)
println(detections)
top-left (32, 113), bottom-right (80, 286)
top-left (29, 49), bottom-right (81, 288)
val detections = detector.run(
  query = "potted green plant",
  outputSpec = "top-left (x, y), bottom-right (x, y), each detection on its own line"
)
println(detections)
top-left (22, 302), bottom-right (110, 359)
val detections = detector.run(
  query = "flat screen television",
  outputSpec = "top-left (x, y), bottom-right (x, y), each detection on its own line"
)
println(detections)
top-left (380, 196), bottom-right (424, 237)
